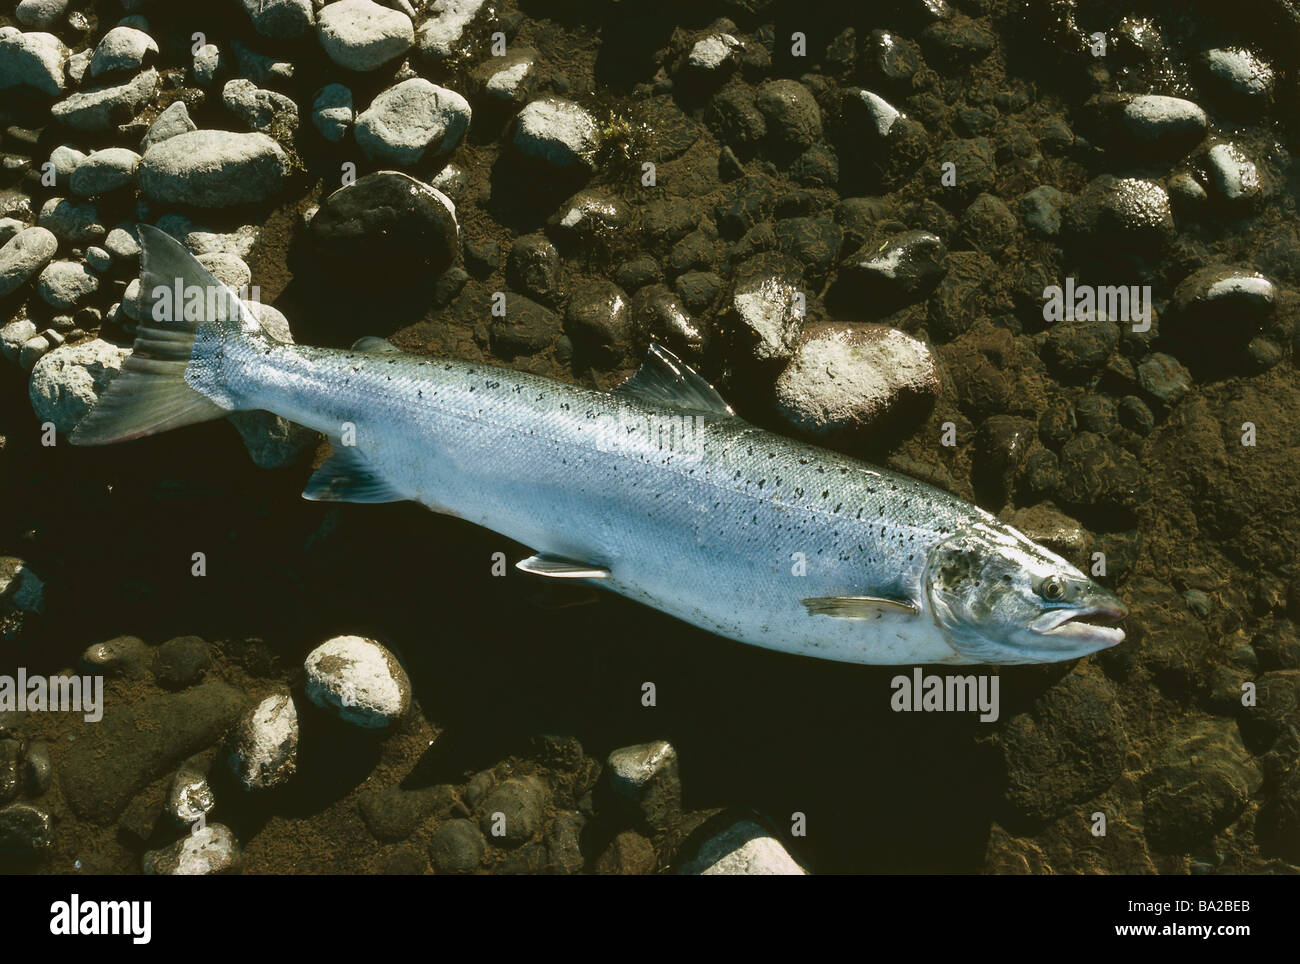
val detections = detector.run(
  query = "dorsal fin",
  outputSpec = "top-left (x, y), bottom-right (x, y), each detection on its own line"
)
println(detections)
top-left (352, 336), bottom-right (401, 354)
top-left (614, 343), bottom-right (735, 416)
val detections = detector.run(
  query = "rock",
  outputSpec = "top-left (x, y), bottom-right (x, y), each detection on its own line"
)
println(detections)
top-left (142, 823), bottom-right (241, 875)
top-left (627, 284), bottom-right (706, 360)
top-left (15, 0), bottom-right (68, 31)
top-left (151, 635), bottom-right (211, 689)
top-left (104, 225), bottom-right (141, 264)
top-left (138, 130), bottom-right (289, 208)
top-left (607, 741), bottom-right (681, 829)
top-left (36, 260), bottom-right (98, 309)
top-left (0, 802), bottom-right (52, 858)
top-left (222, 79), bottom-right (300, 136)
top-left (478, 776), bottom-right (548, 848)
top-left (547, 189), bottom-right (630, 243)
top-left (308, 170), bottom-right (458, 280)
top-left (474, 48), bottom-right (537, 105)
top-left (0, 27), bottom-right (67, 96)
top-left (226, 692), bottom-right (298, 791)
top-left (772, 216), bottom-right (842, 283)
top-left (38, 198), bottom-right (104, 246)
top-left (564, 280), bottom-right (632, 365)
top-left (191, 42), bottom-right (221, 88)
top-left (318, 0), bottom-right (414, 72)
top-left (1136, 352), bottom-right (1193, 407)
top-left (228, 410), bottom-right (317, 469)
top-left (155, 213), bottom-right (259, 259)
top-left (729, 252), bottom-right (806, 364)
top-left (196, 251), bottom-right (251, 291)
top-left (1174, 266), bottom-right (1275, 327)
top-left (25, 741), bottom-right (51, 796)
top-left (69, 147), bottom-right (140, 198)
top-left (61, 682), bottom-right (248, 821)
top-left (1205, 143), bottom-right (1263, 206)
top-left (1, 320), bottom-right (37, 363)
top-left (85, 246), bottom-right (111, 272)
top-left (88, 26), bottom-right (157, 79)
top-left (1055, 432), bottom-right (1142, 507)
top-left (773, 322), bottom-right (939, 438)
top-left (428, 818), bottom-right (485, 872)
top-left (354, 78), bottom-right (471, 165)
top-left (27, 339), bottom-right (128, 435)
top-left (959, 194), bottom-right (1016, 254)
top-left (51, 68), bottom-right (157, 132)
top-left (19, 335), bottom-right (50, 372)
top-left (1020, 185), bottom-right (1067, 238)
top-left (429, 162), bottom-right (467, 202)
top-left (686, 33), bottom-right (741, 73)
top-left (1118, 95), bottom-right (1205, 149)
top-left (754, 79), bottom-right (822, 154)
top-left (1204, 47), bottom-right (1274, 100)
top-left (241, 0), bottom-right (315, 40)
top-left (0, 218), bottom-right (25, 246)
top-left (0, 557), bottom-right (43, 640)
top-left (80, 635), bottom-right (149, 677)
top-left (303, 635), bottom-right (410, 729)
top-left (935, 137), bottom-right (996, 201)
top-left (488, 293), bottom-right (558, 359)
top-left (921, 16), bottom-right (996, 63)
top-left (835, 229), bottom-right (946, 308)
top-left (513, 98), bottom-right (601, 171)
top-left (164, 767), bottom-right (215, 826)
top-left (417, 0), bottom-right (488, 62)
top-left (230, 38), bottom-right (293, 86)
top-left (595, 830), bottom-right (657, 874)
top-left (312, 83), bottom-right (353, 142)
top-left (358, 784), bottom-right (453, 842)
top-left (0, 732), bottom-right (23, 804)
top-left (678, 819), bottom-right (805, 875)
top-left (0, 226), bottom-right (58, 299)
top-left (1043, 320), bottom-right (1119, 378)
top-left (1065, 175), bottom-right (1174, 248)
top-left (1142, 719), bottom-right (1262, 852)
top-left (505, 233), bottom-right (561, 304)
top-left (974, 415), bottom-right (1036, 505)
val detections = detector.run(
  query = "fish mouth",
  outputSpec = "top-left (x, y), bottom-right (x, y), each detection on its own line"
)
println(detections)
top-left (1031, 599), bottom-right (1129, 649)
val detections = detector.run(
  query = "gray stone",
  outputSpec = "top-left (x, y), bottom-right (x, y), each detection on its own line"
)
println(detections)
top-left (69, 147), bottom-right (140, 197)
top-left (687, 33), bottom-right (741, 71)
top-left (354, 78), bottom-right (470, 165)
top-left (228, 410), bottom-right (317, 469)
top-left (222, 78), bottom-right (300, 135)
top-left (229, 38), bottom-right (293, 86)
top-left (318, 0), bottom-right (414, 72)
top-left (104, 225), bottom-right (141, 263)
top-left (226, 692), bottom-right (298, 791)
top-left (837, 229), bottom-right (947, 305)
top-left (48, 144), bottom-right (85, 188)
top-left (38, 197), bottom-right (104, 246)
top-left (191, 42), bottom-right (221, 88)
top-left (1020, 184), bottom-right (1067, 237)
top-left (25, 741), bottom-right (51, 795)
top-left (154, 213), bottom-right (258, 258)
top-left (0, 218), bottom-right (24, 246)
top-left (312, 83), bottom-right (353, 142)
top-left (18, 335), bottom-right (50, 371)
top-left (1204, 47), bottom-right (1274, 99)
top-left (88, 26), bottom-right (157, 79)
top-left (607, 740), bottom-right (681, 828)
top-left (1137, 352), bottom-right (1193, 406)
top-left (139, 100), bottom-right (196, 152)
top-left (417, 0), bottom-right (488, 62)
top-left (478, 776), bottom-right (548, 847)
top-left (0, 27), bottom-right (67, 96)
top-left (428, 818), bottom-right (485, 872)
top-left (303, 635), bottom-right (411, 729)
top-left (15, 0), bottom-right (69, 31)
top-left (754, 79), bottom-right (822, 152)
top-left (142, 823), bottom-right (241, 875)
top-left (85, 246), bottom-right (111, 272)
top-left (51, 67), bottom-right (158, 132)
top-left (475, 48), bottom-right (538, 105)
top-left (0, 225), bottom-right (58, 299)
top-left (678, 820), bottom-right (804, 875)
top-left (1206, 143), bottom-right (1262, 205)
top-left (36, 260), bottom-right (98, 309)
top-left (513, 97), bottom-right (602, 170)
top-left (1, 319), bottom-right (38, 363)
top-left (28, 338), bottom-right (129, 434)
top-left (164, 767), bottom-right (215, 826)
top-left (138, 130), bottom-right (289, 207)
top-left (81, 635), bottom-right (149, 677)
top-left (1119, 94), bottom-right (1206, 145)
top-left (730, 252), bottom-right (806, 363)
top-left (241, 0), bottom-right (315, 39)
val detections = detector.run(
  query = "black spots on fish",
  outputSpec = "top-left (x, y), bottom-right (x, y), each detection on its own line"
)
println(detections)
top-left (263, 348), bottom-right (272, 356)
top-left (833, 503), bottom-right (842, 513)
top-left (856, 508), bottom-right (863, 520)
top-left (768, 451), bottom-right (777, 459)
top-left (816, 465), bottom-right (825, 475)
top-left (878, 506), bottom-right (885, 517)
top-left (821, 490), bottom-right (829, 499)
top-left (757, 479), bottom-right (765, 489)
top-left (733, 470), bottom-right (742, 480)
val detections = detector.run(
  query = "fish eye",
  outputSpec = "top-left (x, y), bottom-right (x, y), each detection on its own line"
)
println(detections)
top-left (1038, 575), bottom-right (1066, 601)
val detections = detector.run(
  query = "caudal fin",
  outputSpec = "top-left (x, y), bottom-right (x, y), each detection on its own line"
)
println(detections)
top-left (71, 224), bottom-right (259, 445)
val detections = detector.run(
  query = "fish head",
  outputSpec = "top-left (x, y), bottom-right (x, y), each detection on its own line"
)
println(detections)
top-left (924, 523), bottom-right (1128, 664)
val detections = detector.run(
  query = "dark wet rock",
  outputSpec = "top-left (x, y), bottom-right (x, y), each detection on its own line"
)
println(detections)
top-left (959, 193), bottom-right (1016, 254)
top-left (769, 216), bottom-right (839, 283)
top-left (714, 174), bottom-right (771, 239)
top-left (1136, 352), bottom-right (1192, 407)
top-left (1142, 719), bottom-right (1261, 852)
top-left (25, 742), bottom-right (50, 796)
top-left (505, 233), bottom-right (561, 305)
top-left (920, 16), bottom-right (996, 63)
top-left (308, 171), bottom-right (458, 282)
top-left (240, 0), bottom-right (314, 40)
top-left (926, 250), bottom-right (990, 340)
top-left (81, 634), bottom-right (149, 677)
top-left (142, 823), bottom-right (241, 875)
top-left (226, 692), bottom-right (298, 791)
top-left (613, 256), bottom-right (662, 292)
top-left (490, 293), bottom-right (559, 359)
top-left (564, 280), bottom-right (632, 366)
top-left (754, 79), bottom-right (822, 156)
top-left (1258, 766), bottom-right (1300, 863)
top-left (674, 270), bottom-right (724, 315)
top-left (1240, 671), bottom-right (1300, 748)
top-left (138, 130), bottom-right (288, 207)
top-left (1019, 447), bottom-right (1062, 499)
top-left (774, 322), bottom-right (939, 439)
top-left (1075, 394), bottom-right (1117, 435)
top-left (545, 810), bottom-right (586, 874)
top-left (1204, 143), bottom-right (1263, 207)
top-left (359, 784), bottom-right (453, 842)
top-left (479, 776), bottom-right (548, 848)
top-left (667, 228), bottom-right (719, 276)
top-left (999, 669), bottom-right (1127, 825)
top-left (1001, 504), bottom-right (1092, 571)
top-left (935, 137), bottom-right (994, 201)
top-left (834, 229), bottom-right (945, 310)
top-left (304, 635), bottom-right (411, 730)
top-left (628, 284), bottom-right (707, 360)
top-left (607, 740), bottom-right (681, 829)
top-left (547, 189), bottom-right (631, 245)
top-left (973, 415), bottom-right (1036, 505)
top-left (1254, 619), bottom-right (1300, 673)
top-left (833, 196), bottom-right (891, 250)
top-left (1043, 320), bottom-right (1119, 378)
top-left (677, 818), bottom-right (805, 875)
top-left (595, 830), bottom-right (657, 874)
top-left (642, 197), bottom-right (700, 251)
top-left (789, 143), bottom-right (839, 188)
top-left (354, 79), bottom-right (470, 166)
top-left (152, 635), bottom-right (211, 689)
top-left (1172, 266), bottom-right (1275, 328)
top-left (1117, 395), bottom-right (1155, 435)
top-left (861, 29), bottom-right (925, 91)
top-left (1064, 175), bottom-right (1174, 251)
top-left (1019, 185), bottom-right (1066, 238)
top-left (462, 236), bottom-right (499, 278)
top-left (0, 801), bottom-right (52, 858)
top-left (61, 682), bottom-right (248, 822)
top-left (0, 731), bottom-right (23, 805)
top-left (1055, 432), bottom-right (1142, 508)
top-left (727, 252), bottom-right (805, 365)
top-left (708, 83), bottom-right (768, 153)
top-left (429, 817), bottom-right (485, 873)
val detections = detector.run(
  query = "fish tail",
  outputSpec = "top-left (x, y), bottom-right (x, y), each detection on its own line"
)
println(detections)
top-left (71, 224), bottom-right (262, 446)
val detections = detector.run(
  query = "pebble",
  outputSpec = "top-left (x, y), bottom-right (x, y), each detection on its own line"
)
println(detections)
top-left (1205, 143), bottom-right (1262, 206)
top-left (164, 767), bottom-right (215, 826)
top-left (0, 225), bottom-right (58, 299)
top-left (88, 25), bottom-right (157, 79)
top-left (596, 830), bottom-right (656, 874)
top-left (192, 43), bottom-right (221, 88)
top-left (730, 252), bottom-right (806, 364)
top-left (318, 0), bottom-right (414, 72)
top-left (51, 67), bottom-right (157, 132)
top-left (138, 130), bottom-right (289, 207)
top-left (196, 251), bottom-right (251, 291)
top-left (0, 558), bottom-right (44, 639)
top-left (959, 193), bottom-right (1016, 254)
top-left (19, 334), bottom-right (50, 371)
top-left (0, 731), bottom-right (22, 803)
top-left (845, 87), bottom-right (901, 140)
top-left (506, 233), bottom-right (561, 304)
top-left (1137, 352), bottom-right (1192, 406)
top-left (81, 634), bottom-right (149, 677)
top-left (428, 818), bottom-right (485, 872)
top-left (475, 48), bottom-right (538, 105)
top-left (15, 0), bottom-right (68, 31)
top-left (774, 322), bottom-right (940, 438)
top-left (104, 225), bottom-right (141, 264)
top-left (547, 189), bottom-right (630, 242)
top-left (0, 27), bottom-right (67, 97)
top-left (222, 79), bottom-right (300, 136)
top-left (228, 407), bottom-right (318, 469)
top-left (0, 320), bottom-right (36, 363)
top-left (678, 819), bottom-right (805, 875)
top-left (607, 740), bottom-right (681, 828)
top-left (1173, 266), bottom-right (1275, 326)
top-left (154, 213), bottom-right (258, 259)
top-left (142, 823), bottom-right (241, 875)
top-left (36, 259), bottom-right (98, 309)
top-left (0, 801), bottom-right (53, 858)
top-left (312, 83), bottom-right (354, 142)
top-left (513, 97), bottom-right (602, 170)
top-left (429, 162), bottom-right (467, 202)
top-left (65, 48), bottom-right (89, 85)
top-left (1119, 94), bottom-right (1205, 148)
top-left (354, 78), bottom-right (470, 165)
top-left (417, 0), bottom-right (488, 62)
top-left (628, 284), bottom-right (706, 360)
top-left (152, 635), bottom-right (212, 688)
top-left (564, 280), bottom-right (632, 365)
top-left (1065, 175), bottom-right (1174, 246)
top-left (303, 635), bottom-right (410, 729)
top-left (0, 218), bottom-right (23, 245)
top-left (478, 776), bottom-right (548, 847)
top-left (308, 170), bottom-right (458, 279)
top-left (687, 33), bottom-right (741, 72)
top-left (1043, 320), bottom-right (1119, 377)
top-left (25, 741), bottom-right (51, 795)
top-left (38, 197), bottom-right (104, 246)
top-left (489, 293), bottom-right (559, 358)
top-left (1020, 184), bottom-right (1066, 238)
top-left (1204, 47), bottom-right (1274, 100)
top-left (27, 339), bottom-right (129, 434)
top-left (754, 79), bottom-right (822, 154)
top-left (226, 692), bottom-right (298, 791)
top-left (230, 38), bottom-right (293, 86)
top-left (139, 101), bottom-right (196, 153)
top-left (241, 0), bottom-right (315, 40)
top-left (69, 147), bottom-right (140, 197)
top-left (836, 229), bottom-right (947, 306)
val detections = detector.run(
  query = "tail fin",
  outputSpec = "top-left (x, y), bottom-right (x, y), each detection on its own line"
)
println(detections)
top-left (71, 224), bottom-right (259, 445)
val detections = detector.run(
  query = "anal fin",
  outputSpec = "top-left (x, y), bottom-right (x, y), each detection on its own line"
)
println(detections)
top-left (517, 554), bottom-right (610, 579)
top-left (302, 445), bottom-right (406, 504)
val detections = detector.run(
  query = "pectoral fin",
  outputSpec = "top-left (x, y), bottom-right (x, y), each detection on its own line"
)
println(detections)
top-left (517, 554), bottom-right (610, 579)
top-left (802, 596), bottom-right (919, 619)
top-left (302, 446), bottom-right (407, 504)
